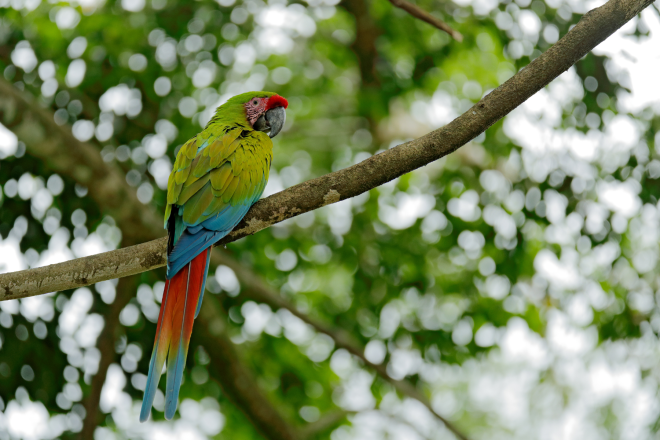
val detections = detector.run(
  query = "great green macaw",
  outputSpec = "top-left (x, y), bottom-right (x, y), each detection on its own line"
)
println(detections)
top-left (140, 91), bottom-right (288, 422)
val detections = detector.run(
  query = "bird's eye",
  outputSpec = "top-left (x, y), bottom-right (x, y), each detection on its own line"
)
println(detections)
top-left (252, 100), bottom-right (258, 105)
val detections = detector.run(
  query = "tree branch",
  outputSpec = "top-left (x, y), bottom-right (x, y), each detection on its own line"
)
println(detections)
top-left (80, 276), bottom-right (138, 440)
top-left (388, 0), bottom-right (463, 41)
top-left (342, 0), bottom-right (383, 133)
top-left (229, 262), bottom-right (469, 440)
top-left (195, 295), bottom-right (300, 440)
top-left (343, 0), bottom-right (382, 90)
top-left (232, 265), bottom-right (467, 440)
top-left (0, 238), bottom-right (167, 301)
top-left (0, 0), bottom-right (653, 300)
top-left (0, 80), bottom-right (163, 246)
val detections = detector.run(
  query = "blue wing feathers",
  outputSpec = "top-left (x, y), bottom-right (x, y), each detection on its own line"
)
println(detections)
top-left (167, 202), bottom-right (248, 277)
top-left (167, 176), bottom-right (264, 279)
top-left (167, 230), bottom-right (217, 278)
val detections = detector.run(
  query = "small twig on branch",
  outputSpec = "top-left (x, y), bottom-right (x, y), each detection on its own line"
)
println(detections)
top-left (0, 0), bottom-right (654, 301)
top-left (388, 0), bottom-right (463, 41)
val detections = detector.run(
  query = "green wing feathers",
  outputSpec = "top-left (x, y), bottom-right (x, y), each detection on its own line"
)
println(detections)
top-left (164, 127), bottom-right (272, 229)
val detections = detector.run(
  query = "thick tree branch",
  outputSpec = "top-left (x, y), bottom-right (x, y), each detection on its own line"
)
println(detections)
top-left (388, 0), bottom-right (463, 41)
top-left (0, 0), bottom-right (653, 300)
top-left (0, 80), bottom-right (163, 246)
top-left (227, 264), bottom-right (469, 440)
top-left (195, 295), bottom-right (300, 440)
top-left (80, 276), bottom-right (137, 440)
top-left (343, 0), bottom-right (382, 91)
top-left (342, 0), bottom-right (384, 136)
top-left (0, 238), bottom-right (167, 301)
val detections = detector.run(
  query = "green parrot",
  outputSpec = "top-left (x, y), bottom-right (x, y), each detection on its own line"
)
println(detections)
top-left (139, 91), bottom-right (288, 422)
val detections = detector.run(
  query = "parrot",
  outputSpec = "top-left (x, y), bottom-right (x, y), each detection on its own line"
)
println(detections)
top-left (139, 91), bottom-right (288, 422)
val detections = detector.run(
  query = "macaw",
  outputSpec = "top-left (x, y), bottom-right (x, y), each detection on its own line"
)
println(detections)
top-left (139, 91), bottom-right (288, 422)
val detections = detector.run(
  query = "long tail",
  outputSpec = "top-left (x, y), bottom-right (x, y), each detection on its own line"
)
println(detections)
top-left (139, 248), bottom-right (212, 422)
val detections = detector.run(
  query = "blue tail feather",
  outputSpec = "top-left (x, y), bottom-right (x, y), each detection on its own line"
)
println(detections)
top-left (140, 280), bottom-right (172, 422)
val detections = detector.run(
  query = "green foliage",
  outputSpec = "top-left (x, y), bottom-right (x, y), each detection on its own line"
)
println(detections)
top-left (1, 0), bottom-right (659, 439)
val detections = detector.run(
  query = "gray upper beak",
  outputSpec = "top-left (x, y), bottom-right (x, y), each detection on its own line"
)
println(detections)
top-left (254, 106), bottom-right (286, 138)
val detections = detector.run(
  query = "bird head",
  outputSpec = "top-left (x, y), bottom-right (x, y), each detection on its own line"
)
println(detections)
top-left (243, 93), bottom-right (288, 138)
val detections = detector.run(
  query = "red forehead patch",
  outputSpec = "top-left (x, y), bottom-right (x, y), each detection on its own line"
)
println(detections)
top-left (266, 95), bottom-right (288, 110)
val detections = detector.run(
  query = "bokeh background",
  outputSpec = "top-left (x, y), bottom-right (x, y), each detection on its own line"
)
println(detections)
top-left (1, 0), bottom-right (660, 439)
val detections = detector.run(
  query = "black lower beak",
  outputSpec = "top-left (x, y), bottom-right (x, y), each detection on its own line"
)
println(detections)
top-left (254, 106), bottom-right (286, 138)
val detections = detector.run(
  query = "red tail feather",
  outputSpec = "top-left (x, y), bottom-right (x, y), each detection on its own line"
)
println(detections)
top-left (140, 248), bottom-right (210, 421)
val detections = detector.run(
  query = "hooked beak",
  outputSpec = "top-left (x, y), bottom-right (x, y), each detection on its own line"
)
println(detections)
top-left (254, 106), bottom-right (286, 138)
